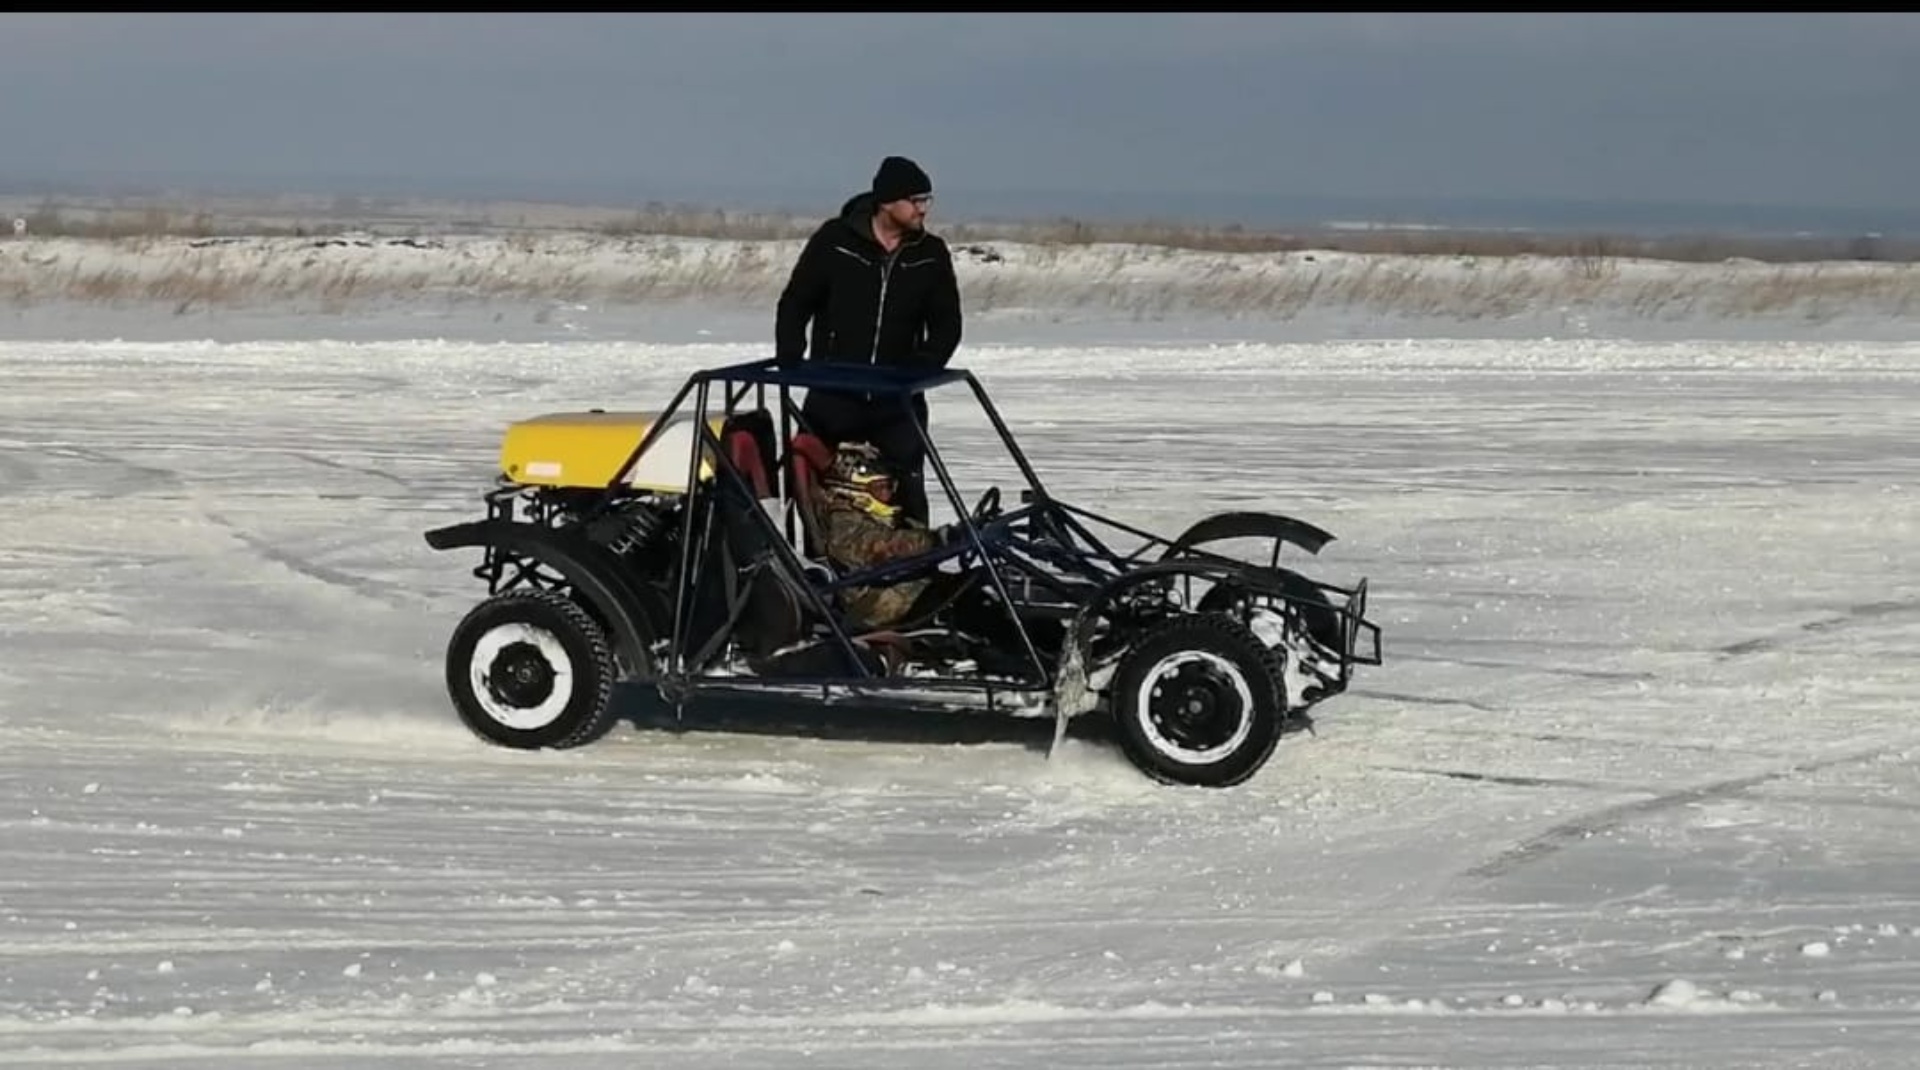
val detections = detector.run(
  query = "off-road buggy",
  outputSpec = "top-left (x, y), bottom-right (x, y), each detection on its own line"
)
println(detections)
top-left (423, 357), bottom-right (1382, 787)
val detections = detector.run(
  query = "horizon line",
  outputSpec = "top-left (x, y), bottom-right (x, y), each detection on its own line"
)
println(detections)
top-left (2, 173), bottom-right (1917, 240)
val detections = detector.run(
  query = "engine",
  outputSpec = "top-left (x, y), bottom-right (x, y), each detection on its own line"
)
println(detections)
top-left (583, 495), bottom-right (679, 569)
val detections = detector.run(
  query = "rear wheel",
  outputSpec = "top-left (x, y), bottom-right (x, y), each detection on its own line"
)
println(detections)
top-left (1109, 613), bottom-right (1287, 788)
top-left (445, 588), bottom-right (619, 750)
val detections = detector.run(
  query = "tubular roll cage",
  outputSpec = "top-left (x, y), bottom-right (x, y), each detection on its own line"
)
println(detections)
top-left (494, 356), bottom-right (1381, 712)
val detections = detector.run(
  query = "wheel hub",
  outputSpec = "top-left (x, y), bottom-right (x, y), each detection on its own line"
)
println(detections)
top-left (466, 621), bottom-right (577, 732)
top-left (487, 641), bottom-right (555, 708)
top-left (1147, 659), bottom-right (1245, 752)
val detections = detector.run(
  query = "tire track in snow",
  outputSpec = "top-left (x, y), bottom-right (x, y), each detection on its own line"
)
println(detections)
top-left (1715, 597), bottom-right (1920, 659)
top-left (1464, 742), bottom-right (1905, 879)
top-left (198, 506), bottom-right (422, 611)
top-left (289, 449), bottom-right (416, 491)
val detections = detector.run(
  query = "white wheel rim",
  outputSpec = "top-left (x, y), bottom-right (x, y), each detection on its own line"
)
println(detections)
top-left (469, 622), bottom-right (575, 731)
top-left (1136, 650), bottom-right (1254, 764)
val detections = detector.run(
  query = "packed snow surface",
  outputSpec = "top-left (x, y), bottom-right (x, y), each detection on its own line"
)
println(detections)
top-left (2, 277), bottom-right (1918, 1066)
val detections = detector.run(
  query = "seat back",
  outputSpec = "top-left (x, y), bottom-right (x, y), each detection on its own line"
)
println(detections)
top-left (788, 432), bottom-right (834, 558)
top-left (691, 432), bottom-right (805, 665)
top-left (719, 409), bottom-right (777, 499)
top-left (725, 428), bottom-right (772, 497)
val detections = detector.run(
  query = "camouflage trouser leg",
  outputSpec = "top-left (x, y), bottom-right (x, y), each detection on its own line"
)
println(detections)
top-left (843, 579), bottom-right (932, 632)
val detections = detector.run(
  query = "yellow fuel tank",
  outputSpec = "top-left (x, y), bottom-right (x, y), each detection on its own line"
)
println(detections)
top-left (498, 411), bottom-right (725, 492)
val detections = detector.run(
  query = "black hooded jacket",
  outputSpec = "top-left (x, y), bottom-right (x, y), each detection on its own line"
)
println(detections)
top-left (774, 192), bottom-right (963, 374)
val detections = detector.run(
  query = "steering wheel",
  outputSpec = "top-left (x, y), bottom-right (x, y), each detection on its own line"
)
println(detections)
top-left (942, 488), bottom-right (1003, 571)
top-left (969, 486), bottom-right (1002, 525)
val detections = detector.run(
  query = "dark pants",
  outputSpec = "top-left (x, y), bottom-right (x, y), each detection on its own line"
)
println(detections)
top-left (802, 390), bottom-right (933, 524)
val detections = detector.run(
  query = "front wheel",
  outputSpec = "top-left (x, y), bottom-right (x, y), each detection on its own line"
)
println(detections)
top-left (445, 588), bottom-right (620, 750)
top-left (1109, 613), bottom-right (1287, 788)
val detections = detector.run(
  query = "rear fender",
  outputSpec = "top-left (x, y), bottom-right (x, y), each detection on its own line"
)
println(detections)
top-left (425, 519), bottom-right (666, 680)
top-left (1159, 510), bottom-right (1335, 561)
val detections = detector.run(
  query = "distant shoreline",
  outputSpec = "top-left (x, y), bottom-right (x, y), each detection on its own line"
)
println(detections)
top-left (5, 174), bottom-right (1915, 239)
top-left (0, 189), bottom-right (1915, 265)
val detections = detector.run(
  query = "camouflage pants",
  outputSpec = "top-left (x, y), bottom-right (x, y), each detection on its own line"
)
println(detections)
top-left (840, 577), bottom-right (933, 632)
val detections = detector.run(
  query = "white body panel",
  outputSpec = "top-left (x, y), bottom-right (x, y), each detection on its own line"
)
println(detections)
top-left (621, 414), bottom-right (714, 493)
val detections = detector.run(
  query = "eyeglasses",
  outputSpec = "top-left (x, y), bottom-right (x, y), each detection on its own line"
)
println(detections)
top-left (908, 194), bottom-right (933, 208)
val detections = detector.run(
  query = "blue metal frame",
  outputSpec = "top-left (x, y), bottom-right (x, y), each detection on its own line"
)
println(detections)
top-left (578, 357), bottom-right (1374, 710)
top-left (437, 354), bottom-right (1381, 718)
top-left (581, 358), bottom-right (1053, 701)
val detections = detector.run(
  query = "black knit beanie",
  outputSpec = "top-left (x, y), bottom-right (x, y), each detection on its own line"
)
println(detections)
top-left (872, 156), bottom-right (933, 204)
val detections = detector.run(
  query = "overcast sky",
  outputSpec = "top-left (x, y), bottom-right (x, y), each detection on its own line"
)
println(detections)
top-left (3, 13), bottom-right (1916, 220)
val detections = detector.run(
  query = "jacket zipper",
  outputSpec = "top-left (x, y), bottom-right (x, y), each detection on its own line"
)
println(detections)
top-left (870, 246), bottom-right (899, 365)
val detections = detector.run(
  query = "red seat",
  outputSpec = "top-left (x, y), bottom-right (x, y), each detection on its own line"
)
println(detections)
top-left (789, 432), bottom-right (832, 485)
top-left (725, 428), bottom-right (772, 498)
top-left (788, 432), bottom-right (834, 556)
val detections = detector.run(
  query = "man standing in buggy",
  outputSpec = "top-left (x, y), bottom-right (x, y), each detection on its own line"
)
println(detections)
top-left (774, 154), bottom-right (963, 525)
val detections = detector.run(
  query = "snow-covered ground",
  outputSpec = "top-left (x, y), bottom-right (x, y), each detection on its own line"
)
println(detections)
top-left (3, 251), bottom-right (1919, 1066)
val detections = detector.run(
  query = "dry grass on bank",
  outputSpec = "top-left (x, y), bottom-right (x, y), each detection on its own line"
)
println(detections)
top-left (4, 228), bottom-right (1917, 323)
